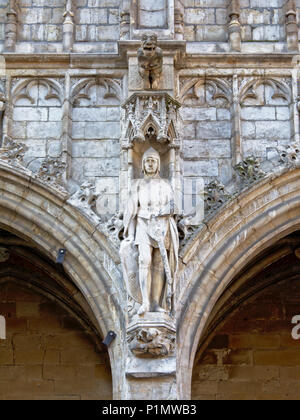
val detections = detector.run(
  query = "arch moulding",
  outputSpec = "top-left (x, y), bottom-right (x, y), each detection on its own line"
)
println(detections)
top-left (0, 161), bottom-right (127, 399)
top-left (177, 166), bottom-right (300, 399)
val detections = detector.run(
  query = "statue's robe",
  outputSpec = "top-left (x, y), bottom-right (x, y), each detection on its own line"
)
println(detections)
top-left (121, 177), bottom-right (179, 311)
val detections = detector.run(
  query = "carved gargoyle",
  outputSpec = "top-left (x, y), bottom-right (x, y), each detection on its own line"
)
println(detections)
top-left (138, 33), bottom-right (163, 90)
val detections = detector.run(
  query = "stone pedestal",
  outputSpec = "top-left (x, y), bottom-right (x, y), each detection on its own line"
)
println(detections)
top-left (125, 313), bottom-right (177, 399)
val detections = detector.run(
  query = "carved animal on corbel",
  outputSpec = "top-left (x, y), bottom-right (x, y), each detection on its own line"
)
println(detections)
top-left (137, 33), bottom-right (163, 90)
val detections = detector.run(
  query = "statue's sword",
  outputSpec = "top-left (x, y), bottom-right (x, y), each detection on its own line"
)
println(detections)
top-left (149, 217), bottom-right (173, 312)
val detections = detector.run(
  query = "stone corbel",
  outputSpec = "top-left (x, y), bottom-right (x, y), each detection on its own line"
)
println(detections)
top-left (285, 0), bottom-right (299, 52)
top-left (4, 0), bottom-right (18, 52)
top-left (63, 0), bottom-right (75, 52)
top-left (228, 0), bottom-right (241, 52)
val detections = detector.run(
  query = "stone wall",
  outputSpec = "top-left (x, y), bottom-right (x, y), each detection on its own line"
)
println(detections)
top-left (192, 276), bottom-right (300, 400)
top-left (0, 282), bottom-right (112, 400)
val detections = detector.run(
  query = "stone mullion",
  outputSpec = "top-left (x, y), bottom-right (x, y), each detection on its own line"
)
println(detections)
top-left (63, 0), bottom-right (75, 53)
top-left (61, 73), bottom-right (72, 180)
top-left (4, 74), bottom-right (12, 145)
top-left (4, 0), bottom-right (18, 53)
top-left (292, 69), bottom-right (300, 146)
top-left (120, 0), bottom-right (130, 40)
top-left (232, 74), bottom-right (242, 165)
top-left (228, 0), bottom-right (241, 52)
top-left (285, 0), bottom-right (299, 52)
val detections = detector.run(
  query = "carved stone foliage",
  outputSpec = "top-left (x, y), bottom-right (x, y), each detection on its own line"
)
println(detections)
top-left (102, 213), bottom-right (124, 248)
top-left (137, 33), bottom-right (163, 90)
top-left (122, 92), bottom-right (181, 148)
top-left (234, 156), bottom-right (265, 186)
top-left (204, 180), bottom-right (231, 215)
top-left (179, 77), bottom-right (232, 108)
top-left (0, 247), bottom-right (10, 263)
top-left (67, 181), bottom-right (101, 224)
top-left (71, 77), bottom-right (122, 106)
top-left (239, 78), bottom-right (291, 106)
top-left (38, 157), bottom-right (66, 190)
top-left (277, 144), bottom-right (300, 166)
top-left (11, 78), bottom-right (63, 106)
top-left (177, 215), bottom-right (198, 249)
top-left (0, 136), bottom-right (28, 167)
top-left (128, 327), bottom-right (176, 358)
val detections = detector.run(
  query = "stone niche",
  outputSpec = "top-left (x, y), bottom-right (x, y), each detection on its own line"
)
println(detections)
top-left (120, 91), bottom-right (182, 215)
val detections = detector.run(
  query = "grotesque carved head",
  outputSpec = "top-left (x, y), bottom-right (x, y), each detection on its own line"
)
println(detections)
top-left (141, 33), bottom-right (158, 58)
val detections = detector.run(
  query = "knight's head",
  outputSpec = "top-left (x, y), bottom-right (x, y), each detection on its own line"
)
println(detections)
top-left (142, 147), bottom-right (160, 176)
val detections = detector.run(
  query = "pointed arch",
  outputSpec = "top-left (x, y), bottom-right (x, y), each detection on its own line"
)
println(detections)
top-left (177, 166), bottom-right (300, 399)
top-left (0, 161), bottom-right (126, 398)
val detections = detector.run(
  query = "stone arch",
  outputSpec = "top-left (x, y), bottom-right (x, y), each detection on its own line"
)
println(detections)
top-left (177, 166), bottom-right (300, 399)
top-left (0, 161), bottom-right (126, 399)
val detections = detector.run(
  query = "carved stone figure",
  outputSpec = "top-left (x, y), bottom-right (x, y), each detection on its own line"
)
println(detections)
top-left (67, 181), bottom-right (101, 224)
top-left (127, 327), bottom-right (175, 357)
top-left (120, 147), bottom-right (179, 317)
top-left (137, 33), bottom-right (163, 90)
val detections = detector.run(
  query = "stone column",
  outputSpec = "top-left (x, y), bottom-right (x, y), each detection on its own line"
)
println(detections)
top-left (61, 72), bottom-right (72, 180)
top-left (4, 0), bottom-right (18, 53)
top-left (120, 0), bottom-right (130, 40)
top-left (174, 0), bottom-right (184, 41)
top-left (228, 0), bottom-right (241, 52)
top-left (285, 0), bottom-right (299, 52)
top-left (63, 0), bottom-right (75, 52)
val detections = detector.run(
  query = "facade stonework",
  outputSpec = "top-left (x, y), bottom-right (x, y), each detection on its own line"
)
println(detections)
top-left (0, 0), bottom-right (300, 400)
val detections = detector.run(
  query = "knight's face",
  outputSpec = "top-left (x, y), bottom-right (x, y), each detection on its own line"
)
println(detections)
top-left (142, 34), bottom-right (158, 57)
top-left (144, 157), bottom-right (159, 175)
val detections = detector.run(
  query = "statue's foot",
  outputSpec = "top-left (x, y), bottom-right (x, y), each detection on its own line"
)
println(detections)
top-left (151, 303), bottom-right (166, 313)
top-left (138, 303), bottom-right (150, 316)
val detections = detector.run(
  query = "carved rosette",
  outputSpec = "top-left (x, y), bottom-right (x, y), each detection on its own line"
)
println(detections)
top-left (122, 92), bottom-right (181, 149)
